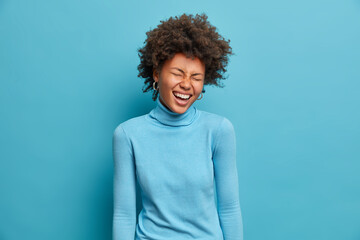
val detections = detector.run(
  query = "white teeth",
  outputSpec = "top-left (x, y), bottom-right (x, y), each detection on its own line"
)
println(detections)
top-left (174, 92), bottom-right (190, 100)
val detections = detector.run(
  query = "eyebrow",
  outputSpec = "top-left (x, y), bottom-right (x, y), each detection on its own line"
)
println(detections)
top-left (170, 67), bottom-right (204, 76)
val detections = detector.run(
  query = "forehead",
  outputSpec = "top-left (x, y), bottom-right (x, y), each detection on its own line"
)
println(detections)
top-left (164, 53), bottom-right (205, 72)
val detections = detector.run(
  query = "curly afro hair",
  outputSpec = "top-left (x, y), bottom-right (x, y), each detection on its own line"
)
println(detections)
top-left (137, 13), bottom-right (233, 101)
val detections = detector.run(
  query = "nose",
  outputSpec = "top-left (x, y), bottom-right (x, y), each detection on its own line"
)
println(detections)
top-left (179, 77), bottom-right (191, 90)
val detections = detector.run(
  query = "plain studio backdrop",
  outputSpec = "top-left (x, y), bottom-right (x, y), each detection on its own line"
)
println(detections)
top-left (0, 0), bottom-right (359, 239)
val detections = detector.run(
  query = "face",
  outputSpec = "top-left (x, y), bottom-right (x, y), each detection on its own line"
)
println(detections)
top-left (153, 53), bottom-right (205, 114)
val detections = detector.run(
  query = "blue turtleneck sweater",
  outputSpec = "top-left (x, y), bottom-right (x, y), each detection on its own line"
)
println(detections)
top-left (113, 97), bottom-right (243, 240)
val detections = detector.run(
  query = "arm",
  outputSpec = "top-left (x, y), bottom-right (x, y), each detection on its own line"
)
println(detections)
top-left (213, 118), bottom-right (243, 240)
top-left (112, 125), bottom-right (137, 240)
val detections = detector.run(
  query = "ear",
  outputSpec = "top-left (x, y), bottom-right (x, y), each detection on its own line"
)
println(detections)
top-left (153, 69), bottom-right (159, 82)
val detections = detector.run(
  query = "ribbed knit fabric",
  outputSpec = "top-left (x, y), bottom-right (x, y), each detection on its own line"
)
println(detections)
top-left (113, 97), bottom-right (243, 240)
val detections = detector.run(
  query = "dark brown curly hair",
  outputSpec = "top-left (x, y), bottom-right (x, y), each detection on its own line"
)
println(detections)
top-left (137, 13), bottom-right (233, 101)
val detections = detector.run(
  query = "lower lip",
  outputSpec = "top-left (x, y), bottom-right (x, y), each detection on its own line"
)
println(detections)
top-left (173, 92), bottom-right (191, 106)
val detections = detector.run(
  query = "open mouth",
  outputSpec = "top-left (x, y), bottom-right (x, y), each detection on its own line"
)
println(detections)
top-left (173, 91), bottom-right (192, 105)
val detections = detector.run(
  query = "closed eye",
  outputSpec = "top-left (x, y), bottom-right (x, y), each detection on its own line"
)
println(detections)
top-left (171, 73), bottom-right (182, 77)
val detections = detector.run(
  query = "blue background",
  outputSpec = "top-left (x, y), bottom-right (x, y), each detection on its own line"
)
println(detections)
top-left (1, 0), bottom-right (359, 239)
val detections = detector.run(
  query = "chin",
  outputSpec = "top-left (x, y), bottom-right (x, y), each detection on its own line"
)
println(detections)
top-left (161, 95), bottom-right (193, 114)
top-left (169, 103), bottom-right (189, 114)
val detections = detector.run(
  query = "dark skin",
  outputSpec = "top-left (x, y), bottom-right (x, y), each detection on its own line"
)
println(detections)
top-left (153, 53), bottom-right (205, 114)
top-left (137, 13), bottom-right (232, 101)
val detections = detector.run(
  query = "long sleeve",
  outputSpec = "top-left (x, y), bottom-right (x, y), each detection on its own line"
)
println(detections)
top-left (213, 118), bottom-right (243, 240)
top-left (112, 125), bottom-right (137, 240)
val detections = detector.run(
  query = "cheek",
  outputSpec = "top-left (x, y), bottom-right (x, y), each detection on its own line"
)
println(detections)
top-left (194, 82), bottom-right (204, 94)
top-left (159, 78), bottom-right (176, 99)
top-left (160, 76), bottom-right (177, 89)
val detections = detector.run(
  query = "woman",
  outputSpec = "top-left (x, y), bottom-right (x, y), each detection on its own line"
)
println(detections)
top-left (113, 13), bottom-right (243, 240)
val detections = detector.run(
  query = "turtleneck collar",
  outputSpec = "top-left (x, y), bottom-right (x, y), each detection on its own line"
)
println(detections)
top-left (148, 97), bottom-right (198, 127)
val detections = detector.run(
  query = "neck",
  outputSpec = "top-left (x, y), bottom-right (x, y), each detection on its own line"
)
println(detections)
top-left (148, 97), bottom-right (198, 127)
top-left (159, 97), bottom-right (173, 113)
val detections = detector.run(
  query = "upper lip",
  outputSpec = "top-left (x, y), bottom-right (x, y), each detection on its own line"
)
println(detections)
top-left (173, 91), bottom-right (192, 96)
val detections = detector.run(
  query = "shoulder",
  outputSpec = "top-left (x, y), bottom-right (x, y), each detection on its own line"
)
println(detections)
top-left (113, 114), bottom-right (147, 137)
top-left (198, 110), bottom-right (236, 152)
top-left (198, 109), bottom-right (235, 132)
top-left (198, 110), bottom-right (235, 148)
